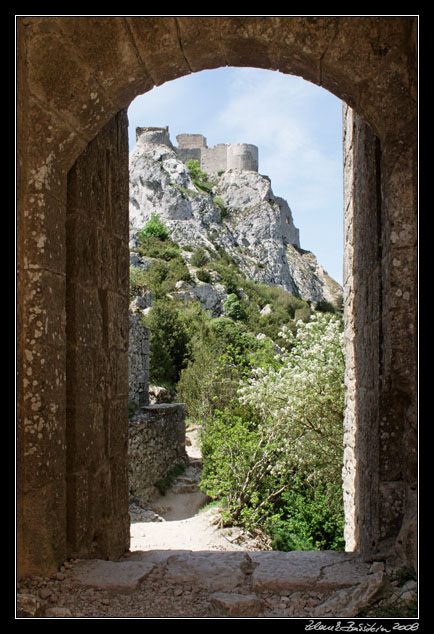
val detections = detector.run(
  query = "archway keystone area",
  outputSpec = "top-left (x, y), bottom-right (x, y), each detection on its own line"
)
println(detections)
top-left (17, 16), bottom-right (417, 579)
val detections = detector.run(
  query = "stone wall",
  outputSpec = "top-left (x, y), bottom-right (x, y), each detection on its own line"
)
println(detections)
top-left (342, 105), bottom-right (381, 554)
top-left (65, 110), bottom-right (131, 561)
top-left (128, 404), bottom-right (188, 501)
top-left (16, 16), bottom-right (417, 578)
top-left (128, 311), bottom-right (150, 406)
top-left (175, 133), bottom-right (259, 173)
top-left (342, 104), bottom-right (417, 569)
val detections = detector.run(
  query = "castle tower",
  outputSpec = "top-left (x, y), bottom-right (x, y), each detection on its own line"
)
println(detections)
top-left (136, 126), bottom-right (173, 147)
top-left (227, 143), bottom-right (258, 172)
top-left (176, 133), bottom-right (207, 149)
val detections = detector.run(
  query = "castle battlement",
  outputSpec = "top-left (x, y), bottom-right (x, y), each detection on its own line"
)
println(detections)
top-left (135, 127), bottom-right (259, 173)
top-left (176, 133), bottom-right (259, 173)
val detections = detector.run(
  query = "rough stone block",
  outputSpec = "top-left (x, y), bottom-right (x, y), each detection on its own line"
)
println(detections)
top-left (164, 552), bottom-right (247, 591)
top-left (71, 559), bottom-right (156, 592)
top-left (210, 592), bottom-right (265, 617)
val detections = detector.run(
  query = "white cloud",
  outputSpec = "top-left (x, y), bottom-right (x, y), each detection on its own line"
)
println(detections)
top-left (214, 68), bottom-right (341, 214)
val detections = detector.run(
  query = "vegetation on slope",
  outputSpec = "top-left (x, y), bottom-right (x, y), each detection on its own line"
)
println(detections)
top-left (130, 204), bottom-right (345, 551)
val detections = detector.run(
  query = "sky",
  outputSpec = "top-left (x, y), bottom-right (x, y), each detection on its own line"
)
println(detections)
top-left (127, 67), bottom-right (344, 286)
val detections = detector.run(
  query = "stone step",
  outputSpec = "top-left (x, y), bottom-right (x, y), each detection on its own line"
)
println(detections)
top-left (68, 550), bottom-right (389, 618)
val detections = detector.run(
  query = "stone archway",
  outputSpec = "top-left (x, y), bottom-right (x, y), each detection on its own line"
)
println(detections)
top-left (17, 16), bottom-right (417, 578)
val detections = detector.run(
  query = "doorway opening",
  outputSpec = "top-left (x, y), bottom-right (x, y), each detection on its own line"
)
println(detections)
top-left (126, 67), bottom-right (346, 554)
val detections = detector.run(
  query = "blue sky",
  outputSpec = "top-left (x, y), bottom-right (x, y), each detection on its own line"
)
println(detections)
top-left (127, 67), bottom-right (344, 285)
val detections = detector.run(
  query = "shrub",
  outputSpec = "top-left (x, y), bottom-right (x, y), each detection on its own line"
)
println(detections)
top-left (196, 268), bottom-right (211, 283)
top-left (129, 266), bottom-right (149, 298)
top-left (167, 257), bottom-right (191, 283)
top-left (138, 212), bottom-right (169, 241)
top-left (186, 159), bottom-right (214, 193)
top-left (315, 299), bottom-right (337, 314)
top-left (294, 305), bottom-right (311, 322)
top-left (190, 246), bottom-right (209, 268)
top-left (213, 195), bottom-right (228, 217)
top-left (128, 401), bottom-right (139, 418)
top-left (239, 313), bottom-right (345, 483)
top-left (268, 475), bottom-right (345, 551)
top-left (143, 261), bottom-right (169, 299)
top-left (214, 263), bottom-right (240, 295)
top-left (136, 234), bottom-right (179, 260)
top-left (223, 293), bottom-right (247, 321)
top-left (200, 312), bottom-right (346, 548)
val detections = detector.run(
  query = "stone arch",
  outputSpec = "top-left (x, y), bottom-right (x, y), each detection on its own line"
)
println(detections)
top-left (17, 16), bottom-right (417, 578)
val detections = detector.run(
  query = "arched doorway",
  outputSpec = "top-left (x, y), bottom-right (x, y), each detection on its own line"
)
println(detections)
top-left (17, 16), bottom-right (418, 578)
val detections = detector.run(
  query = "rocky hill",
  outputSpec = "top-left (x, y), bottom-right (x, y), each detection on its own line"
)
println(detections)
top-left (129, 126), bottom-right (342, 316)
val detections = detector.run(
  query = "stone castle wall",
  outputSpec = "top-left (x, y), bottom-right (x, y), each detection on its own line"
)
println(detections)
top-left (176, 133), bottom-right (258, 173)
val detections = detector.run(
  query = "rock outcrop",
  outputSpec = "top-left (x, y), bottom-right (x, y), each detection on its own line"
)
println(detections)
top-left (129, 126), bottom-right (342, 307)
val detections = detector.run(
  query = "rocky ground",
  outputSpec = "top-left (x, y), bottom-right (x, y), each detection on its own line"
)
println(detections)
top-left (16, 428), bottom-right (417, 619)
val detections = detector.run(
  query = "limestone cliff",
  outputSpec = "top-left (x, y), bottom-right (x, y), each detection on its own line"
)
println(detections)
top-left (129, 126), bottom-right (342, 308)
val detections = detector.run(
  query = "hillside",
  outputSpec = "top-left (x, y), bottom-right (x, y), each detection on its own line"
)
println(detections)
top-left (129, 126), bottom-right (343, 314)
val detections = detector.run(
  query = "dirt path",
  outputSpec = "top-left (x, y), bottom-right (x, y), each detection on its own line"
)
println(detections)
top-left (129, 427), bottom-right (253, 552)
top-left (17, 428), bottom-right (405, 618)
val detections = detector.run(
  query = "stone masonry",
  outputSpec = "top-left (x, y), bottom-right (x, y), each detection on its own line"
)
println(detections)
top-left (65, 110), bottom-right (131, 562)
top-left (128, 403), bottom-right (188, 502)
top-left (176, 133), bottom-right (259, 173)
top-left (128, 310), bottom-right (150, 407)
top-left (17, 16), bottom-right (417, 580)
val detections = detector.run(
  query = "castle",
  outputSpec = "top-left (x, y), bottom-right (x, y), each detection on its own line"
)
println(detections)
top-left (176, 133), bottom-right (259, 173)
top-left (135, 126), bottom-right (259, 173)
top-left (134, 126), bottom-right (300, 248)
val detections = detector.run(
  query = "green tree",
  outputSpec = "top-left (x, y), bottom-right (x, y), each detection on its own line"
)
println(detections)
top-left (144, 298), bottom-right (189, 386)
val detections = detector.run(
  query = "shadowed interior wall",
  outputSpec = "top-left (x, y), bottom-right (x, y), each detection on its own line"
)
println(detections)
top-left (65, 110), bottom-right (130, 560)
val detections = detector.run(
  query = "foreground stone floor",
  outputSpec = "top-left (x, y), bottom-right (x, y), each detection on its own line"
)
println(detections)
top-left (17, 549), bottom-right (411, 618)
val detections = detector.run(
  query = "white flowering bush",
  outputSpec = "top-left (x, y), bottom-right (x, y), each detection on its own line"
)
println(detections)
top-left (200, 312), bottom-right (346, 549)
top-left (239, 312), bottom-right (345, 480)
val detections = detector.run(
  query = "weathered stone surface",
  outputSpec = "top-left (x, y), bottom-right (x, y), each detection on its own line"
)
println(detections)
top-left (128, 404), bottom-right (187, 502)
top-left (17, 16), bottom-right (417, 579)
top-left (128, 310), bottom-right (150, 406)
top-left (164, 552), bottom-right (247, 591)
top-left (17, 593), bottom-right (46, 617)
top-left (210, 592), bottom-right (265, 617)
top-left (45, 607), bottom-right (73, 618)
top-left (250, 551), bottom-right (367, 593)
top-left (313, 571), bottom-right (387, 617)
top-left (71, 559), bottom-right (156, 591)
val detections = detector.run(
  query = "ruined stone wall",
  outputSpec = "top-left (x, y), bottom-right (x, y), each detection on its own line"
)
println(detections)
top-left (128, 404), bottom-right (188, 501)
top-left (136, 126), bottom-right (172, 146)
top-left (227, 143), bottom-right (259, 172)
top-left (201, 144), bottom-right (229, 173)
top-left (176, 133), bottom-right (207, 149)
top-left (65, 110), bottom-right (131, 561)
top-left (175, 133), bottom-right (259, 173)
top-left (128, 311), bottom-right (150, 406)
